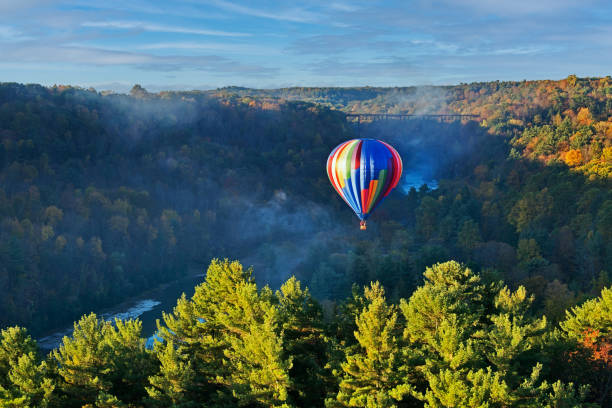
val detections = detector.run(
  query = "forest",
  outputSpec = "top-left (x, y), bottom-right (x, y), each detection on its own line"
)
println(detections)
top-left (0, 76), bottom-right (610, 405)
top-left (0, 259), bottom-right (610, 407)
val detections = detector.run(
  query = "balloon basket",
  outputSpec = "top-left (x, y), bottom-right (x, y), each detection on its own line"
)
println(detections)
top-left (360, 220), bottom-right (367, 230)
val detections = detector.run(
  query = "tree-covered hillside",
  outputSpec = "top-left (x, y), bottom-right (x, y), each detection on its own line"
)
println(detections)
top-left (0, 83), bottom-right (352, 333)
top-left (0, 76), bottom-right (610, 339)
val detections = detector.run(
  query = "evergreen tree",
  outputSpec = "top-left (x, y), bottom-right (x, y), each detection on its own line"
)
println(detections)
top-left (103, 319), bottom-right (156, 404)
top-left (157, 259), bottom-right (293, 407)
top-left (277, 277), bottom-right (333, 406)
top-left (0, 257), bottom-right (608, 407)
top-left (0, 327), bottom-right (37, 389)
top-left (401, 261), bottom-right (581, 407)
top-left (146, 340), bottom-right (198, 407)
top-left (5, 353), bottom-right (56, 407)
top-left (53, 313), bottom-right (154, 407)
top-left (331, 282), bottom-right (416, 408)
top-left (0, 327), bottom-right (55, 407)
top-left (53, 314), bottom-right (113, 406)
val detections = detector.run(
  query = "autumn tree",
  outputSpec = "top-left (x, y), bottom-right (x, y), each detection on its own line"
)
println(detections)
top-left (564, 149), bottom-right (583, 167)
top-left (560, 287), bottom-right (612, 405)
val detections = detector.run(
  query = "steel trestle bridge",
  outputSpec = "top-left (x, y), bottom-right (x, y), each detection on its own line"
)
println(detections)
top-left (345, 113), bottom-right (479, 123)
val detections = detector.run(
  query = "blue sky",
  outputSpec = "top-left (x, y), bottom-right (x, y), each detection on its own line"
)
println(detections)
top-left (0, 0), bottom-right (610, 91)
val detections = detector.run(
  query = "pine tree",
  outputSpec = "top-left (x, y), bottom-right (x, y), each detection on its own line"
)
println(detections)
top-left (400, 261), bottom-right (576, 407)
top-left (6, 353), bottom-right (56, 407)
top-left (332, 282), bottom-right (416, 408)
top-left (277, 277), bottom-right (333, 406)
top-left (225, 284), bottom-right (291, 407)
top-left (103, 319), bottom-right (156, 405)
top-left (0, 327), bottom-right (55, 407)
top-left (0, 327), bottom-right (37, 388)
top-left (155, 292), bottom-right (218, 403)
top-left (146, 340), bottom-right (197, 407)
top-left (156, 259), bottom-right (293, 407)
top-left (53, 313), bottom-right (112, 406)
top-left (53, 313), bottom-right (154, 407)
top-left (486, 286), bottom-right (547, 386)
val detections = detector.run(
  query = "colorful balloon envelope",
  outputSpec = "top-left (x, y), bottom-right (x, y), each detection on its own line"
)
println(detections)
top-left (326, 138), bottom-right (403, 229)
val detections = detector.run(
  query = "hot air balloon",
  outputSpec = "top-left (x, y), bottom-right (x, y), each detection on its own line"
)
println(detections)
top-left (327, 138), bottom-right (403, 230)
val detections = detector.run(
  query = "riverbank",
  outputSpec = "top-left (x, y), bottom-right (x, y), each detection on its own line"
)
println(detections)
top-left (37, 273), bottom-right (204, 350)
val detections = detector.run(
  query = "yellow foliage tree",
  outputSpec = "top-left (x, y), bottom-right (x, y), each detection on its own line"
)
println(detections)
top-left (564, 149), bottom-right (583, 167)
top-left (576, 107), bottom-right (593, 125)
top-left (603, 146), bottom-right (612, 162)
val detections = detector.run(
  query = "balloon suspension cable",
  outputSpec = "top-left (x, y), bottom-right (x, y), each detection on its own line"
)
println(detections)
top-left (360, 220), bottom-right (367, 230)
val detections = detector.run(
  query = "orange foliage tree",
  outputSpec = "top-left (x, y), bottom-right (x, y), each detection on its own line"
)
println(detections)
top-left (576, 107), bottom-right (593, 126)
top-left (564, 149), bottom-right (583, 167)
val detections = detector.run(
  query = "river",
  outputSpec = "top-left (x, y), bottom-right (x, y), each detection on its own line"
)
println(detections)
top-left (37, 273), bottom-right (204, 350)
top-left (37, 172), bottom-right (437, 351)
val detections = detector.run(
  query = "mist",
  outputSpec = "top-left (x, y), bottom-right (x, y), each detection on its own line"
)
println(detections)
top-left (0, 82), bottom-right (492, 337)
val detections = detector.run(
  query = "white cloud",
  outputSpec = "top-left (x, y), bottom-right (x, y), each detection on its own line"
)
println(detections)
top-left (328, 2), bottom-right (362, 12)
top-left (0, 43), bottom-right (277, 75)
top-left (139, 41), bottom-right (279, 55)
top-left (205, 0), bottom-right (320, 23)
top-left (82, 21), bottom-right (251, 37)
top-left (450, 0), bottom-right (600, 15)
top-left (0, 24), bottom-right (35, 42)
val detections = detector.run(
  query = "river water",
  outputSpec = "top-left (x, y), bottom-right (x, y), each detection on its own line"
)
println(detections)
top-left (37, 273), bottom-right (204, 350)
top-left (401, 165), bottom-right (439, 192)
top-left (37, 171), bottom-right (437, 351)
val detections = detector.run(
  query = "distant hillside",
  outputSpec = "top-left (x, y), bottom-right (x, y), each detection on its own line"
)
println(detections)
top-left (0, 76), bottom-right (610, 336)
top-left (202, 76), bottom-right (612, 180)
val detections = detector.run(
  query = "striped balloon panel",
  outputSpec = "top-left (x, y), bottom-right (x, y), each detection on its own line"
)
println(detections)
top-left (327, 138), bottom-right (403, 220)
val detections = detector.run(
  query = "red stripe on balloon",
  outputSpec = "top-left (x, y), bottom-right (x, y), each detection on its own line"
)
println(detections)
top-left (379, 141), bottom-right (402, 195)
top-left (353, 140), bottom-right (362, 170)
top-left (360, 188), bottom-right (368, 211)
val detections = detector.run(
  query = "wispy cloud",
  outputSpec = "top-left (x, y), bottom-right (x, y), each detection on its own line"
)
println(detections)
top-left (307, 56), bottom-right (420, 78)
top-left (139, 41), bottom-right (279, 55)
top-left (328, 2), bottom-right (362, 12)
top-left (449, 0), bottom-right (602, 15)
top-left (82, 20), bottom-right (251, 37)
top-left (205, 0), bottom-right (320, 23)
top-left (0, 43), bottom-right (277, 75)
top-left (489, 46), bottom-right (560, 55)
top-left (0, 0), bottom-right (611, 88)
top-left (0, 0), bottom-right (53, 13)
top-left (0, 25), bottom-right (27, 41)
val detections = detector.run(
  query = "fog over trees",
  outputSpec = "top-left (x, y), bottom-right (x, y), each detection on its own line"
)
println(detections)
top-left (0, 76), bottom-right (610, 406)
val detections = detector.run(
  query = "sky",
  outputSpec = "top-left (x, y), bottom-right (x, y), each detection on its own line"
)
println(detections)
top-left (0, 0), bottom-right (611, 92)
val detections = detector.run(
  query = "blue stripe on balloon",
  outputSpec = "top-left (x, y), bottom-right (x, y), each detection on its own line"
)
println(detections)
top-left (341, 184), bottom-right (360, 217)
top-left (350, 168), bottom-right (362, 215)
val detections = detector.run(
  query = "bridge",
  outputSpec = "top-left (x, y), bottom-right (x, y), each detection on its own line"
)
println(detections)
top-left (345, 113), bottom-right (479, 123)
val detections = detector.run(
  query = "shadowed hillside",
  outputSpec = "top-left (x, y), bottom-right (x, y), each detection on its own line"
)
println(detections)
top-left (0, 77), bottom-right (610, 338)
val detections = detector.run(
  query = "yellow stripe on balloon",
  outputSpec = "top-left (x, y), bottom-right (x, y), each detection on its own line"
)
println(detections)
top-left (337, 140), bottom-right (357, 188)
top-left (333, 142), bottom-right (349, 188)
